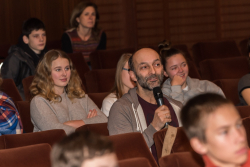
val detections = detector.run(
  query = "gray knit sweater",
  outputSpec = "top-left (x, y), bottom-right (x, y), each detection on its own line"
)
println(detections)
top-left (30, 92), bottom-right (108, 135)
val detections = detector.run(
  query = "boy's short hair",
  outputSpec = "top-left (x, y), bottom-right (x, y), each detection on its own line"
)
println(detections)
top-left (180, 93), bottom-right (231, 143)
top-left (51, 131), bottom-right (115, 167)
top-left (22, 18), bottom-right (45, 37)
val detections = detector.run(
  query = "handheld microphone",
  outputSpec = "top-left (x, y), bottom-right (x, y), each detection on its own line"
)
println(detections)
top-left (153, 87), bottom-right (164, 107)
top-left (153, 87), bottom-right (168, 126)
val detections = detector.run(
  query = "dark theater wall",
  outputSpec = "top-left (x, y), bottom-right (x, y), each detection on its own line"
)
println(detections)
top-left (0, 0), bottom-right (250, 50)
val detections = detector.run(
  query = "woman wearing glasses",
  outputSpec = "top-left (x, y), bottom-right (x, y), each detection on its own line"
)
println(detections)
top-left (101, 53), bottom-right (135, 117)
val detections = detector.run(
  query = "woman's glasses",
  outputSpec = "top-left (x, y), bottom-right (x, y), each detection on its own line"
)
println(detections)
top-left (122, 67), bottom-right (130, 71)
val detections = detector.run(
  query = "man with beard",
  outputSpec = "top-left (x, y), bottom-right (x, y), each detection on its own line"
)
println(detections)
top-left (108, 48), bottom-right (182, 161)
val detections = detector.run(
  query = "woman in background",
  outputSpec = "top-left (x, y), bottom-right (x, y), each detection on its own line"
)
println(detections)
top-left (160, 41), bottom-right (224, 104)
top-left (61, 1), bottom-right (106, 63)
top-left (0, 76), bottom-right (23, 135)
top-left (101, 53), bottom-right (135, 117)
top-left (30, 50), bottom-right (107, 135)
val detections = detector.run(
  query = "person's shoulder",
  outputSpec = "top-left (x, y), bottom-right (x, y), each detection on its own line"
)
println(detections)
top-left (31, 95), bottom-right (48, 104)
top-left (239, 74), bottom-right (250, 82)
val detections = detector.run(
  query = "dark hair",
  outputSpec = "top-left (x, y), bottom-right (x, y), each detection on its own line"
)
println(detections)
top-left (70, 2), bottom-right (100, 37)
top-left (51, 131), bottom-right (115, 167)
top-left (158, 40), bottom-right (187, 71)
top-left (22, 18), bottom-right (45, 38)
top-left (180, 93), bottom-right (231, 143)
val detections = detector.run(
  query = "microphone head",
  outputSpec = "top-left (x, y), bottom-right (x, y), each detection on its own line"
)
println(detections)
top-left (153, 87), bottom-right (163, 100)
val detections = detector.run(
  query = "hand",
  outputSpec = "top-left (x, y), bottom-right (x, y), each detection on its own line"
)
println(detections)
top-left (151, 105), bottom-right (171, 131)
top-left (87, 109), bottom-right (97, 118)
top-left (171, 74), bottom-right (186, 86)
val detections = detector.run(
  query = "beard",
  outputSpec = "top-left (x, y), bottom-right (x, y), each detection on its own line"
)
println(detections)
top-left (134, 70), bottom-right (164, 91)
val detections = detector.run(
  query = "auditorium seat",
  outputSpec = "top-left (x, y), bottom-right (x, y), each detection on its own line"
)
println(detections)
top-left (46, 40), bottom-right (61, 50)
top-left (237, 106), bottom-right (250, 119)
top-left (15, 101), bottom-right (33, 133)
top-left (119, 157), bottom-right (152, 167)
top-left (68, 52), bottom-right (90, 92)
top-left (213, 79), bottom-right (240, 105)
top-left (1, 78), bottom-right (22, 102)
top-left (76, 123), bottom-right (109, 136)
top-left (239, 38), bottom-right (249, 57)
top-left (0, 129), bottom-right (66, 149)
top-left (84, 69), bottom-right (116, 93)
top-left (188, 61), bottom-right (201, 79)
top-left (22, 75), bottom-right (34, 101)
top-left (153, 127), bottom-right (193, 160)
top-left (0, 143), bottom-right (51, 167)
top-left (0, 43), bottom-right (11, 59)
top-left (108, 132), bottom-right (158, 167)
top-left (159, 151), bottom-right (204, 167)
top-left (199, 57), bottom-right (250, 81)
top-left (192, 40), bottom-right (241, 66)
top-left (88, 92), bottom-right (109, 108)
top-left (90, 48), bottom-right (135, 69)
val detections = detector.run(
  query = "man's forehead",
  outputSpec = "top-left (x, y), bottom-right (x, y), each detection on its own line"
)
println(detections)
top-left (133, 48), bottom-right (160, 64)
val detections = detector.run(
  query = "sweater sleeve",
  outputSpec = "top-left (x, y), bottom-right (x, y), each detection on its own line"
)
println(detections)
top-left (61, 33), bottom-right (73, 53)
top-left (30, 96), bottom-right (75, 135)
top-left (81, 95), bottom-right (108, 124)
top-left (108, 101), bottom-right (157, 148)
top-left (97, 31), bottom-right (107, 50)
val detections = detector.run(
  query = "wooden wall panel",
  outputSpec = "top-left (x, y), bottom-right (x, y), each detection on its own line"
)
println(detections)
top-left (0, 0), bottom-right (250, 51)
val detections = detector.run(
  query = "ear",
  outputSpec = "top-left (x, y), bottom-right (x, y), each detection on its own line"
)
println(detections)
top-left (23, 35), bottom-right (29, 44)
top-left (164, 71), bottom-right (168, 77)
top-left (248, 53), bottom-right (250, 58)
top-left (76, 17), bottom-right (80, 23)
top-left (129, 71), bottom-right (137, 82)
top-left (190, 137), bottom-right (207, 155)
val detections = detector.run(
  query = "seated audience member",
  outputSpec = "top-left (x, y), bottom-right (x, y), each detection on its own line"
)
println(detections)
top-left (238, 38), bottom-right (250, 105)
top-left (108, 48), bottom-right (182, 161)
top-left (1, 18), bottom-right (47, 100)
top-left (160, 41), bottom-right (224, 104)
top-left (51, 130), bottom-right (118, 167)
top-left (0, 76), bottom-right (23, 135)
top-left (101, 53), bottom-right (135, 117)
top-left (30, 50), bottom-right (107, 135)
top-left (61, 1), bottom-right (106, 63)
top-left (181, 93), bottom-right (250, 167)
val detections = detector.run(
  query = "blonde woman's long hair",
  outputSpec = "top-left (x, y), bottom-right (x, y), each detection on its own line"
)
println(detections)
top-left (110, 53), bottom-right (132, 99)
top-left (30, 50), bottom-right (85, 102)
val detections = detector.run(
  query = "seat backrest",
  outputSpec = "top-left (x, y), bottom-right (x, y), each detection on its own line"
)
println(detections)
top-left (108, 132), bottom-right (158, 167)
top-left (88, 92), bottom-right (110, 109)
top-left (84, 69), bottom-right (116, 93)
top-left (68, 52), bottom-right (90, 91)
top-left (188, 61), bottom-right (201, 79)
top-left (242, 117), bottom-right (250, 147)
top-left (213, 79), bottom-right (240, 105)
top-left (76, 123), bottom-right (109, 136)
top-left (237, 106), bottom-right (250, 119)
top-left (90, 48), bottom-right (135, 69)
top-left (239, 38), bottom-right (249, 57)
top-left (199, 57), bottom-right (250, 81)
top-left (15, 101), bottom-right (33, 133)
top-left (192, 40), bottom-right (241, 66)
top-left (1, 78), bottom-right (22, 102)
top-left (46, 40), bottom-right (61, 50)
top-left (159, 151), bottom-right (204, 167)
top-left (1, 129), bottom-right (66, 149)
top-left (0, 143), bottom-right (51, 167)
top-left (22, 75), bottom-right (34, 101)
top-left (118, 157), bottom-right (152, 167)
top-left (0, 43), bottom-right (11, 59)
top-left (153, 127), bottom-right (193, 160)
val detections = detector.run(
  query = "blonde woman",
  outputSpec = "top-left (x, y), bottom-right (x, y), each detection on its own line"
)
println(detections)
top-left (101, 53), bottom-right (135, 117)
top-left (30, 50), bottom-right (107, 135)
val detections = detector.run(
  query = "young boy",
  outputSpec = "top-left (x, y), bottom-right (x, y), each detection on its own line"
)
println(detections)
top-left (1, 18), bottom-right (47, 100)
top-left (181, 93), bottom-right (250, 167)
top-left (51, 131), bottom-right (118, 167)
